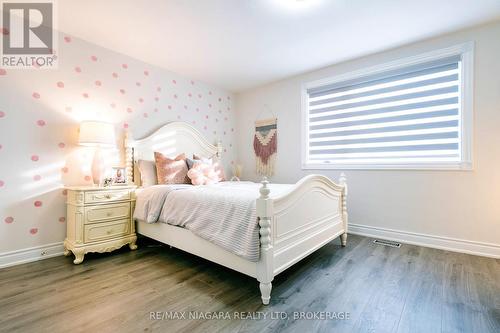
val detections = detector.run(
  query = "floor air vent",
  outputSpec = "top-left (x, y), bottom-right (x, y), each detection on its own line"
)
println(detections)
top-left (373, 239), bottom-right (401, 248)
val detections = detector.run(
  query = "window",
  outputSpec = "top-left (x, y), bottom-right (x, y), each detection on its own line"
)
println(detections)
top-left (302, 43), bottom-right (473, 170)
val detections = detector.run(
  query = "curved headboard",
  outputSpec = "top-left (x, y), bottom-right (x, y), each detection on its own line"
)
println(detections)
top-left (124, 122), bottom-right (222, 184)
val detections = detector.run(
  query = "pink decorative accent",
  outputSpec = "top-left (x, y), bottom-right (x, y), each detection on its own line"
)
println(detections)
top-left (0, 180), bottom-right (4, 187)
top-left (143, 113), bottom-right (148, 118)
top-left (187, 162), bottom-right (220, 185)
top-left (61, 167), bottom-right (69, 173)
top-left (112, 72), bottom-right (118, 78)
top-left (0, 27), bottom-right (10, 35)
top-left (209, 91), bottom-right (212, 95)
top-left (32, 92), bottom-right (40, 99)
top-left (34, 200), bottom-right (42, 207)
top-left (64, 36), bottom-right (71, 43)
top-left (154, 97), bottom-right (159, 102)
top-left (190, 80), bottom-right (195, 85)
top-left (58, 142), bottom-right (65, 149)
top-left (56, 81), bottom-right (64, 88)
top-left (75, 66), bottom-right (82, 73)
top-left (157, 87), bottom-right (161, 92)
top-left (172, 79), bottom-right (176, 84)
top-left (31, 155), bottom-right (39, 161)
top-left (62, 189), bottom-right (68, 196)
top-left (139, 98), bottom-right (144, 103)
top-left (95, 80), bottom-right (102, 86)
top-left (0, 111), bottom-right (4, 118)
top-left (59, 217), bottom-right (66, 223)
top-left (84, 175), bottom-right (92, 182)
top-left (154, 108), bottom-right (158, 112)
top-left (36, 120), bottom-right (46, 127)
top-left (144, 70), bottom-right (149, 76)
top-left (127, 107), bottom-right (133, 113)
top-left (82, 93), bottom-right (89, 98)
top-left (122, 63), bottom-right (128, 69)
top-left (168, 105), bottom-right (172, 110)
top-left (0, 69), bottom-right (6, 75)
top-left (209, 103), bottom-right (212, 108)
top-left (174, 94), bottom-right (178, 99)
top-left (91, 55), bottom-right (98, 62)
top-left (155, 152), bottom-right (190, 184)
top-left (188, 93), bottom-right (192, 97)
top-left (123, 122), bottom-right (129, 129)
top-left (120, 89), bottom-right (126, 94)
top-left (205, 115), bottom-right (209, 119)
top-left (30, 228), bottom-right (38, 235)
top-left (218, 98), bottom-right (222, 102)
top-left (136, 82), bottom-right (141, 86)
top-left (33, 175), bottom-right (41, 181)
top-left (5, 216), bottom-right (14, 224)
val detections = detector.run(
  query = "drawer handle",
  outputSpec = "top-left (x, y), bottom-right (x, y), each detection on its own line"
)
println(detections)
top-left (105, 194), bottom-right (112, 199)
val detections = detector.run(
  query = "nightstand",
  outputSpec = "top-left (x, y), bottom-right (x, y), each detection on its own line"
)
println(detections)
top-left (63, 185), bottom-right (137, 264)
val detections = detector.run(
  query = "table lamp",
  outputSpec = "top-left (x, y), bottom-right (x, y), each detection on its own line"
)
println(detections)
top-left (78, 121), bottom-right (116, 185)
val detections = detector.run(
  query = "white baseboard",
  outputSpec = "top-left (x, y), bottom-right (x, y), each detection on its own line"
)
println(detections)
top-left (0, 242), bottom-right (64, 269)
top-left (349, 223), bottom-right (500, 259)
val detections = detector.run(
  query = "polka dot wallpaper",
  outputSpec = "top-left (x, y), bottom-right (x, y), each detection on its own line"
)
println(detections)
top-left (0, 33), bottom-right (236, 253)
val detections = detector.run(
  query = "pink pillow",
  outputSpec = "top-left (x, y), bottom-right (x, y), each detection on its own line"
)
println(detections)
top-left (192, 154), bottom-right (226, 181)
top-left (187, 162), bottom-right (220, 185)
top-left (154, 152), bottom-right (190, 184)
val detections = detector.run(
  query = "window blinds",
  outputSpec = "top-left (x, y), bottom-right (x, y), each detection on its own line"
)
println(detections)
top-left (305, 56), bottom-right (462, 166)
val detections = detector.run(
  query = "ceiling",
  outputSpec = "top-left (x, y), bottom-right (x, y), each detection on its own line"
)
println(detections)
top-left (58, 0), bottom-right (500, 92)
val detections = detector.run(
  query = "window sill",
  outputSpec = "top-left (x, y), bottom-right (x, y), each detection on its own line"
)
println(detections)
top-left (302, 162), bottom-right (473, 171)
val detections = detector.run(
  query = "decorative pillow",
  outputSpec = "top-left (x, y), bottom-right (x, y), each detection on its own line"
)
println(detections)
top-left (187, 161), bottom-right (220, 185)
top-left (192, 154), bottom-right (226, 181)
top-left (137, 160), bottom-right (157, 187)
top-left (154, 152), bottom-right (190, 184)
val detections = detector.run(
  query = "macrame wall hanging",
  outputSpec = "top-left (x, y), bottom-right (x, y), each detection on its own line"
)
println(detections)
top-left (253, 117), bottom-right (277, 176)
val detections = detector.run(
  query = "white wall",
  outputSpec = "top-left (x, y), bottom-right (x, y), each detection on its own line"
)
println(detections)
top-left (235, 21), bottom-right (500, 257)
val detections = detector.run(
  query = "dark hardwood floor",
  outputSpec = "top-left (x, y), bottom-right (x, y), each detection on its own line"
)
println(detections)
top-left (0, 234), bottom-right (498, 333)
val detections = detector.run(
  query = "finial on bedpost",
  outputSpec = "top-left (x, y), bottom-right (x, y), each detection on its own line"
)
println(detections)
top-left (339, 172), bottom-right (347, 195)
top-left (260, 177), bottom-right (270, 199)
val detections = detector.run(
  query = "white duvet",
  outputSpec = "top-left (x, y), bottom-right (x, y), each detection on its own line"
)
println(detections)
top-left (133, 181), bottom-right (290, 262)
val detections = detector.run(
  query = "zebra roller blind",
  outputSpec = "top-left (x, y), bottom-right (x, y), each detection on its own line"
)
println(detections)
top-left (305, 55), bottom-right (464, 167)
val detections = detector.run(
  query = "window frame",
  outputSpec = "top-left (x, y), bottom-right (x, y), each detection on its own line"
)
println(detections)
top-left (301, 42), bottom-right (474, 171)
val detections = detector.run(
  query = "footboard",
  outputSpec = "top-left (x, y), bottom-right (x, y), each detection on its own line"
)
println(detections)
top-left (256, 174), bottom-right (347, 304)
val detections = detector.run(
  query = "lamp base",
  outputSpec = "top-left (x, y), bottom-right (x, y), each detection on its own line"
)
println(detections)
top-left (91, 148), bottom-right (104, 186)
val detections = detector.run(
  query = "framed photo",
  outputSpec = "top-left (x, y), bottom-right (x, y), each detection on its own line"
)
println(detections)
top-left (112, 167), bottom-right (126, 185)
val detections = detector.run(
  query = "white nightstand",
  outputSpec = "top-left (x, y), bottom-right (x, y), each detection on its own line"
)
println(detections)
top-left (63, 185), bottom-right (137, 264)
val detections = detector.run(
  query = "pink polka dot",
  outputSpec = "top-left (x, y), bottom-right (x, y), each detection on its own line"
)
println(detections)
top-left (0, 69), bottom-right (6, 76)
top-left (227, 96), bottom-right (231, 100)
top-left (172, 80), bottom-right (176, 84)
top-left (184, 105), bottom-right (187, 110)
top-left (143, 113), bottom-right (148, 118)
top-left (112, 72), bottom-right (118, 78)
top-left (173, 94), bottom-right (178, 99)
top-left (123, 122), bottom-right (129, 129)
top-left (198, 94), bottom-right (202, 98)
top-left (59, 217), bottom-right (66, 223)
top-left (31, 155), bottom-right (39, 161)
top-left (84, 175), bottom-right (92, 182)
top-left (157, 87), bottom-right (161, 92)
top-left (188, 93), bottom-right (192, 98)
top-left (110, 103), bottom-right (116, 109)
top-left (90, 55), bottom-right (98, 61)
top-left (196, 108), bottom-right (200, 112)
top-left (56, 81), bottom-right (64, 88)
top-left (30, 228), bottom-right (38, 235)
top-left (0, 180), bottom-right (4, 187)
top-left (61, 167), bottom-right (69, 173)
top-left (209, 91), bottom-right (212, 95)
top-left (167, 105), bottom-right (172, 110)
top-left (203, 126), bottom-right (207, 130)
top-left (190, 80), bottom-right (195, 85)
top-left (75, 66), bottom-right (82, 73)
top-left (34, 200), bottom-right (42, 207)
top-left (82, 93), bottom-right (89, 98)
top-left (4, 216), bottom-right (14, 224)
top-left (58, 142), bottom-right (65, 149)
top-left (65, 106), bottom-right (72, 113)
top-left (32, 92), bottom-right (40, 99)
top-left (119, 89), bottom-right (125, 94)
top-left (231, 128), bottom-right (234, 132)
top-left (205, 115), bottom-right (209, 119)
top-left (122, 63), bottom-right (128, 69)
top-left (33, 175), bottom-right (41, 181)
top-left (208, 104), bottom-right (212, 108)
top-left (139, 98), bottom-right (144, 103)
top-left (0, 27), bottom-right (9, 35)
top-left (64, 36), bottom-right (71, 43)
top-left (218, 98), bottom-right (222, 102)
top-left (95, 80), bottom-right (102, 86)
top-left (126, 107), bottom-right (133, 113)
top-left (136, 82), bottom-right (141, 87)
top-left (154, 108), bottom-right (158, 113)
top-left (36, 119), bottom-right (46, 126)
top-left (0, 111), bottom-right (5, 118)
top-left (62, 189), bottom-right (68, 196)
top-left (177, 115), bottom-right (181, 120)
top-left (154, 97), bottom-right (159, 102)
top-left (144, 70), bottom-right (149, 76)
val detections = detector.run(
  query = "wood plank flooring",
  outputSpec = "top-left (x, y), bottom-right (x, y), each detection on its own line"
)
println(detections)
top-left (0, 235), bottom-right (498, 333)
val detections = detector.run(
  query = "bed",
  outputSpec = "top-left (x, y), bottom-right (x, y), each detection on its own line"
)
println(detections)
top-left (125, 121), bottom-right (348, 305)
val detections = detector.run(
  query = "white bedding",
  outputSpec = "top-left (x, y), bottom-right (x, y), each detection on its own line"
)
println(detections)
top-left (133, 181), bottom-right (291, 262)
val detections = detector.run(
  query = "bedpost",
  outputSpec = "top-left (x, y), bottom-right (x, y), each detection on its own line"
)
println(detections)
top-left (216, 140), bottom-right (223, 158)
top-left (339, 172), bottom-right (348, 247)
top-left (125, 130), bottom-right (134, 185)
top-left (257, 177), bottom-right (274, 305)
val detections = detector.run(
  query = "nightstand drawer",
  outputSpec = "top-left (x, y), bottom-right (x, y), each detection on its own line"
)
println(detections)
top-left (85, 203), bottom-right (130, 224)
top-left (85, 190), bottom-right (130, 204)
top-left (84, 219), bottom-right (130, 243)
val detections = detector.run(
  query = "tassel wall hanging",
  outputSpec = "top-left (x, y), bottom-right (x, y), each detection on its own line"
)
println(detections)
top-left (253, 118), bottom-right (277, 176)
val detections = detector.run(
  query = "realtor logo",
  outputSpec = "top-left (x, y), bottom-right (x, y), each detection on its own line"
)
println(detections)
top-left (1, 0), bottom-right (57, 68)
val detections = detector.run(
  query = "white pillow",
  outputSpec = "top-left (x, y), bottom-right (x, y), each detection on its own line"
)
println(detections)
top-left (137, 160), bottom-right (157, 187)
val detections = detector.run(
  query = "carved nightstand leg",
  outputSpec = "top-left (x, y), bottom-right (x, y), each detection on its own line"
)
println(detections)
top-left (340, 233), bottom-right (347, 247)
top-left (73, 249), bottom-right (85, 264)
top-left (129, 236), bottom-right (138, 250)
top-left (63, 248), bottom-right (72, 257)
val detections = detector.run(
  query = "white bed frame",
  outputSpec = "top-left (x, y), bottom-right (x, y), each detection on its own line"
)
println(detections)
top-left (125, 122), bottom-right (348, 305)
